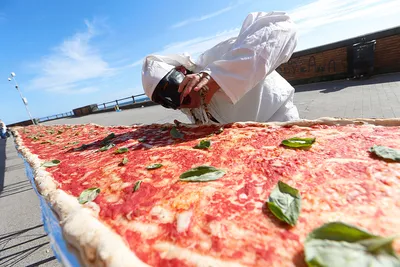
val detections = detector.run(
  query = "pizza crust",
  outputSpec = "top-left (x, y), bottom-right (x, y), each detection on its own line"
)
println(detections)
top-left (13, 128), bottom-right (150, 267)
top-left (11, 117), bottom-right (400, 266)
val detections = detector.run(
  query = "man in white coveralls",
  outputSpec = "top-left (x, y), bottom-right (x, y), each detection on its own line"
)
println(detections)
top-left (142, 11), bottom-right (300, 124)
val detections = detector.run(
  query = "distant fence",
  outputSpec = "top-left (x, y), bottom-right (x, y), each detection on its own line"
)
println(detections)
top-left (31, 93), bottom-right (151, 125)
top-left (71, 93), bottom-right (152, 117)
top-left (37, 111), bottom-right (74, 123)
top-left (96, 94), bottom-right (150, 111)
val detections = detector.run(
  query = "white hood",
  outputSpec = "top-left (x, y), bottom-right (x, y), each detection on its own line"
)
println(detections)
top-left (141, 54), bottom-right (196, 98)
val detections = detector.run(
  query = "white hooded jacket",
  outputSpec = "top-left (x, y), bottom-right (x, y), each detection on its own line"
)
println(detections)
top-left (142, 11), bottom-right (300, 124)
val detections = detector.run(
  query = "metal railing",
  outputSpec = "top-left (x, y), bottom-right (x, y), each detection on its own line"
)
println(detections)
top-left (96, 93), bottom-right (150, 110)
top-left (35, 93), bottom-right (151, 124)
top-left (38, 111), bottom-right (74, 123)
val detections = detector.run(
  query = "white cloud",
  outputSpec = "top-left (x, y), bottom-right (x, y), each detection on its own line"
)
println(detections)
top-left (131, 58), bottom-right (144, 67)
top-left (290, 0), bottom-right (400, 36)
top-left (27, 19), bottom-right (114, 94)
top-left (135, 0), bottom-right (400, 65)
top-left (171, 5), bottom-right (236, 29)
top-left (47, 85), bottom-right (99, 95)
top-left (159, 28), bottom-right (239, 58)
top-left (131, 27), bottom-right (240, 66)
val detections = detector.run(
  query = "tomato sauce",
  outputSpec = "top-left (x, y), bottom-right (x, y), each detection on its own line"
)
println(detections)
top-left (16, 122), bottom-right (400, 266)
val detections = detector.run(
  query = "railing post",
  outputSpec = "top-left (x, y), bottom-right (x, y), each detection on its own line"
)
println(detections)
top-left (103, 103), bottom-right (106, 109)
top-left (132, 96), bottom-right (135, 103)
top-left (116, 100), bottom-right (119, 106)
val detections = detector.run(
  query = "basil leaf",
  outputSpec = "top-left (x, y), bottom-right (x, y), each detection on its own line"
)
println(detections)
top-left (170, 126), bottom-right (184, 139)
top-left (193, 140), bottom-right (211, 149)
top-left (40, 140), bottom-right (55, 145)
top-left (41, 160), bottom-right (61, 168)
top-left (138, 137), bottom-right (147, 143)
top-left (99, 143), bottom-right (115, 152)
top-left (179, 166), bottom-right (225, 182)
top-left (305, 222), bottom-right (400, 267)
top-left (47, 129), bottom-right (54, 135)
top-left (78, 187), bottom-right (100, 204)
top-left (101, 133), bottom-right (115, 145)
top-left (216, 127), bottom-right (224, 134)
top-left (115, 147), bottom-right (129, 154)
top-left (307, 222), bottom-right (376, 242)
top-left (267, 181), bottom-right (301, 226)
top-left (369, 145), bottom-right (400, 162)
top-left (281, 137), bottom-right (316, 148)
top-left (74, 144), bottom-right (90, 151)
top-left (69, 141), bottom-right (80, 145)
top-left (146, 163), bottom-right (163, 170)
top-left (121, 157), bottom-right (128, 165)
top-left (57, 130), bottom-right (64, 135)
top-left (133, 181), bottom-right (142, 192)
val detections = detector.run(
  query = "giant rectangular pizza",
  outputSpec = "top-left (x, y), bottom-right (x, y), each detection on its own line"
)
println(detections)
top-left (12, 118), bottom-right (400, 267)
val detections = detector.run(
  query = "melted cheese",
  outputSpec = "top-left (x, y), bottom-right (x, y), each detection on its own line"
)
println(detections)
top-left (176, 210), bottom-right (192, 233)
top-left (150, 206), bottom-right (174, 223)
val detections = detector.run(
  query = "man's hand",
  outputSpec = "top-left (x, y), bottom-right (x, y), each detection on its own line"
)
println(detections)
top-left (178, 72), bottom-right (219, 105)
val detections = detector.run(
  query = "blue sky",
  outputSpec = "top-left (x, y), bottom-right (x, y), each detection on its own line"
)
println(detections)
top-left (0, 0), bottom-right (399, 124)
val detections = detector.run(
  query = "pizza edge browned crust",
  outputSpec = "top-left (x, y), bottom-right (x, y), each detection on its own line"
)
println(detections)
top-left (10, 117), bottom-right (400, 267)
top-left (12, 127), bottom-right (150, 267)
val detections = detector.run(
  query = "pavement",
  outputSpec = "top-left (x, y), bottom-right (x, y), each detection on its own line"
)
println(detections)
top-left (0, 72), bottom-right (399, 266)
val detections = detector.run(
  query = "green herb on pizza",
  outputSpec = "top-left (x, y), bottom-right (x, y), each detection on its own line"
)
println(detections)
top-left (193, 140), bottom-right (211, 149)
top-left (99, 143), bottom-right (115, 152)
top-left (216, 127), bottom-right (224, 134)
top-left (304, 222), bottom-right (400, 267)
top-left (102, 133), bottom-right (116, 145)
top-left (267, 181), bottom-right (301, 226)
top-left (40, 140), bottom-right (55, 145)
top-left (170, 126), bottom-right (184, 139)
top-left (146, 163), bottom-right (163, 170)
top-left (78, 188), bottom-right (101, 204)
top-left (74, 144), bottom-right (90, 151)
top-left (133, 181), bottom-right (142, 192)
top-left (369, 145), bottom-right (400, 162)
top-left (115, 147), bottom-right (129, 154)
top-left (281, 137), bottom-right (315, 148)
top-left (41, 160), bottom-right (61, 168)
top-left (179, 166), bottom-right (225, 182)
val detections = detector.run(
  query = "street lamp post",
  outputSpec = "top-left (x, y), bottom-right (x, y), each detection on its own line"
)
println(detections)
top-left (8, 72), bottom-right (36, 125)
